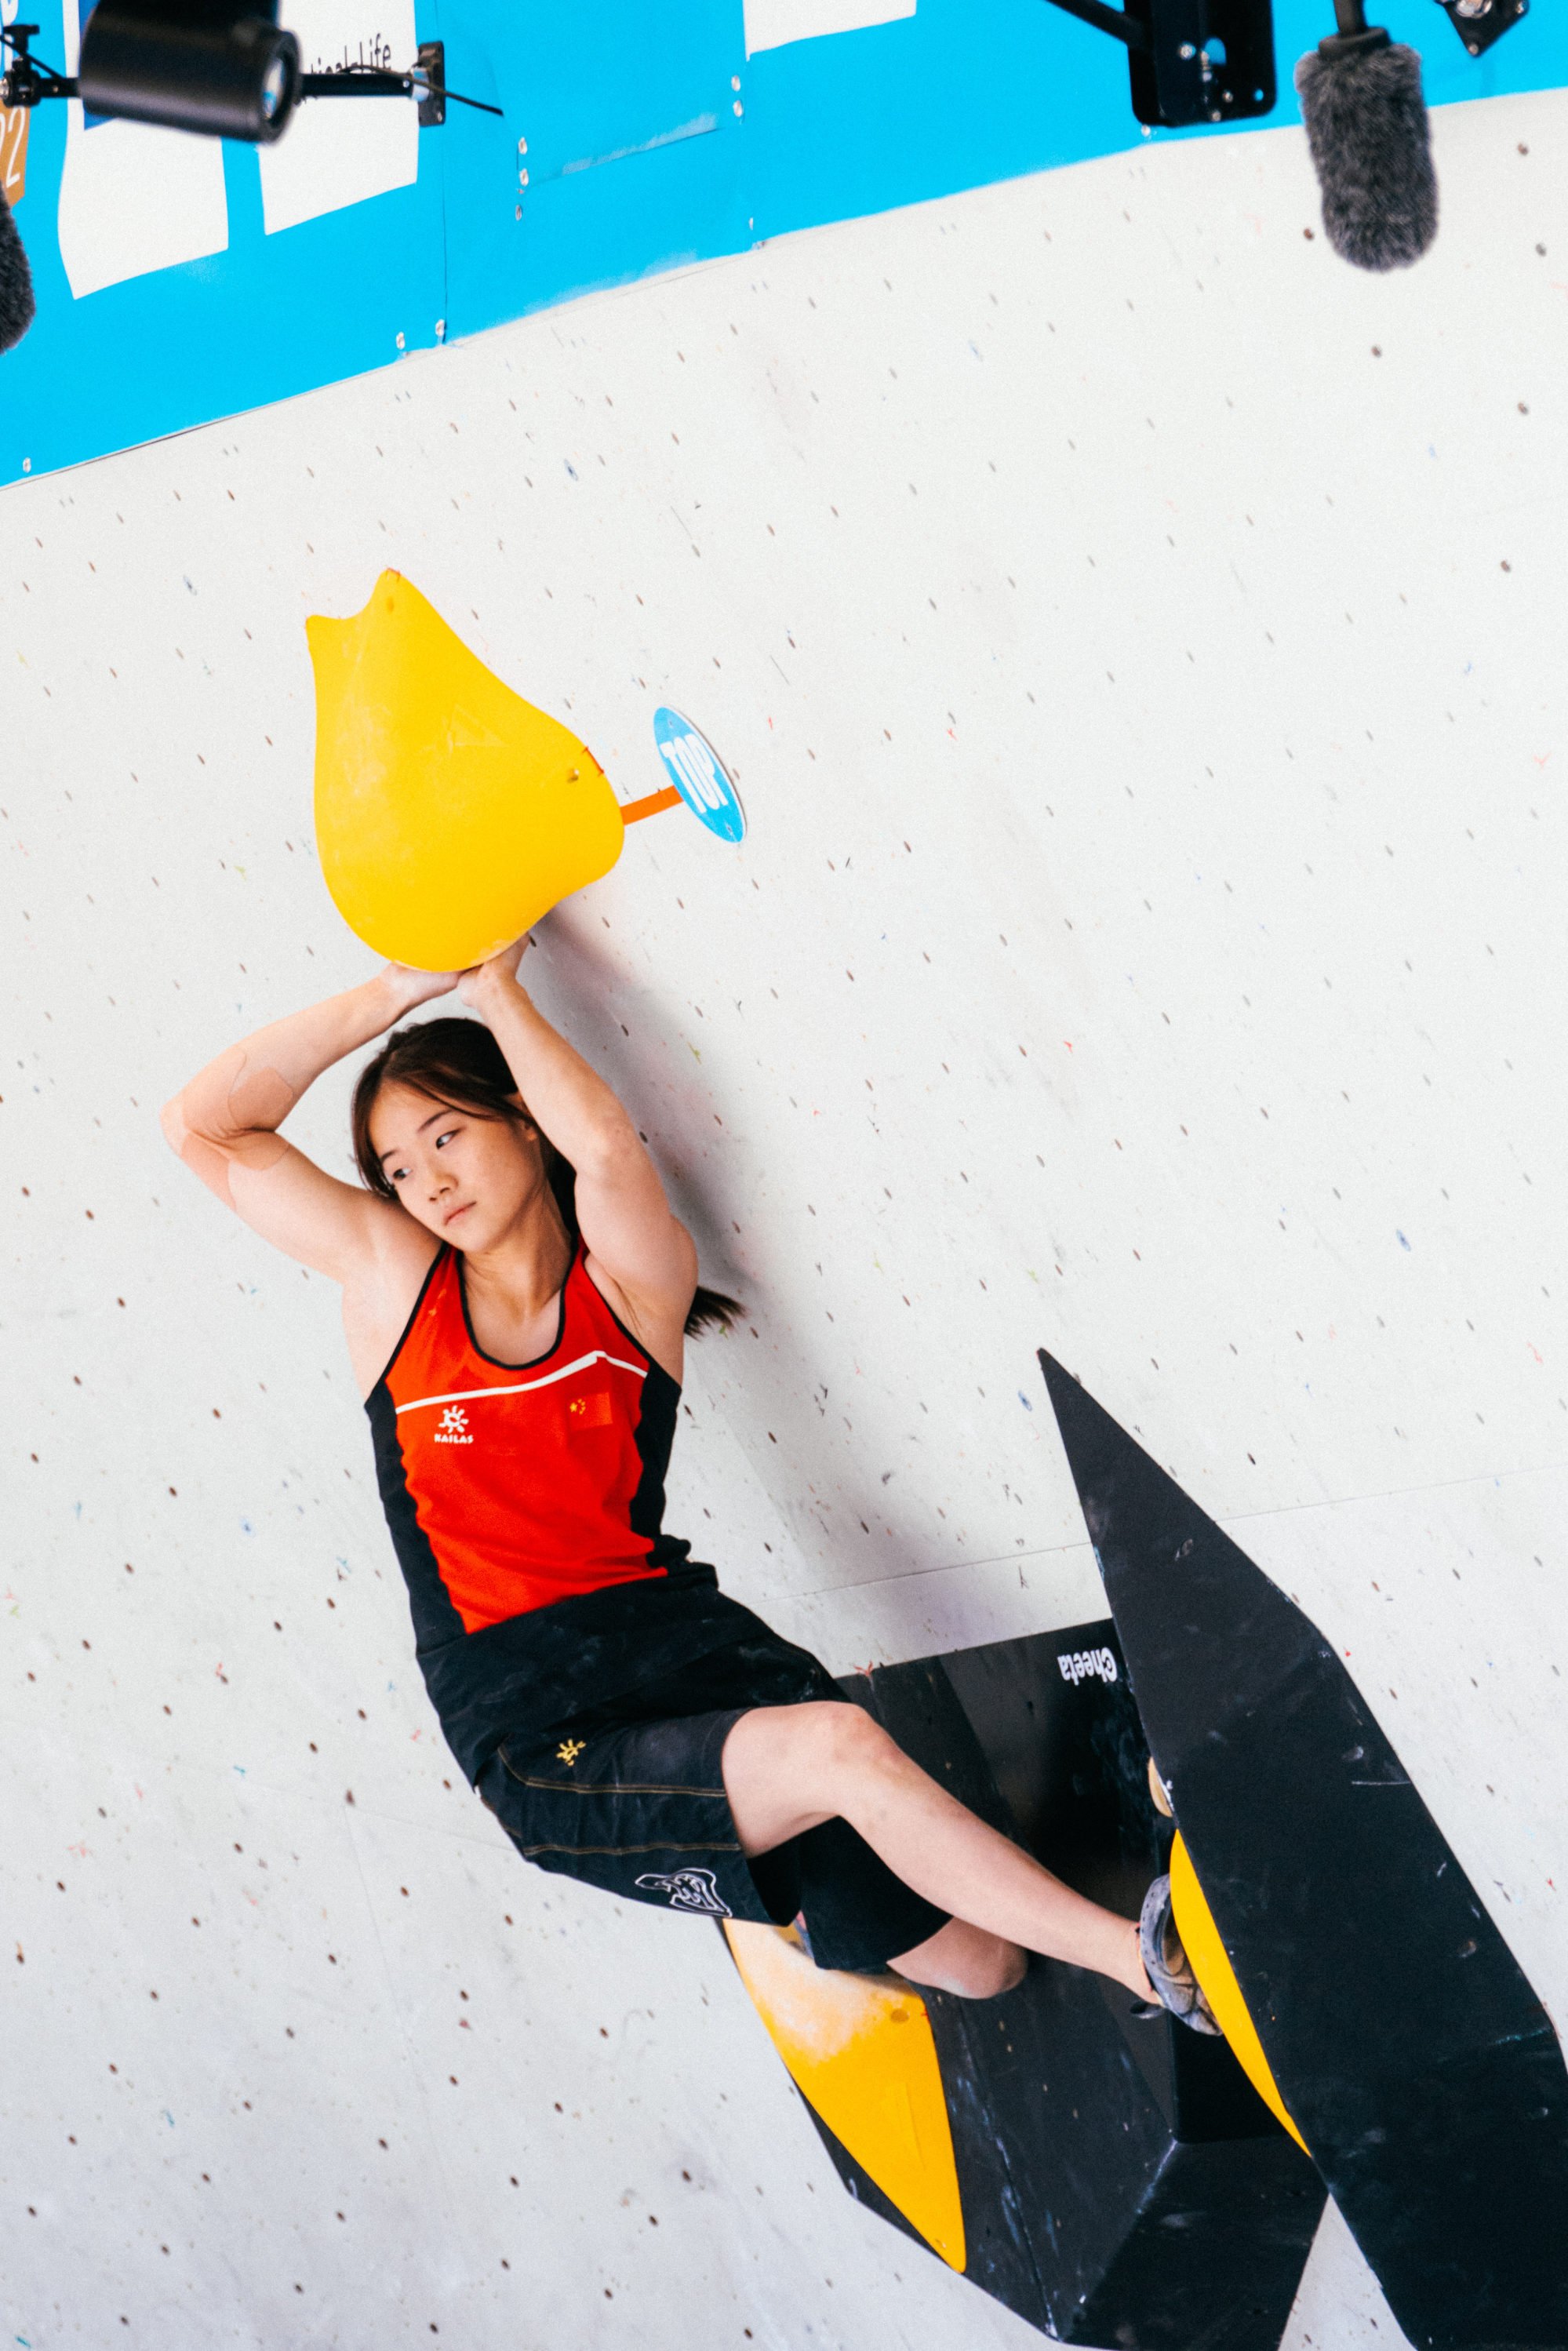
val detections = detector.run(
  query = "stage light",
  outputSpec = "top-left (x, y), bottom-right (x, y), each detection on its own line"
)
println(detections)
top-left (0, 8), bottom-right (497, 149)
top-left (77, 0), bottom-right (300, 144)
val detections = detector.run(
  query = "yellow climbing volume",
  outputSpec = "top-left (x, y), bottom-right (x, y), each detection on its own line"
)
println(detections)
top-left (1169, 1832), bottom-right (1309, 2156)
top-left (308, 571), bottom-right (625, 972)
top-left (723, 1920), bottom-right (966, 2270)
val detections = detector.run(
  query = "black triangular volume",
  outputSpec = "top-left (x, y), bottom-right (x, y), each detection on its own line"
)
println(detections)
top-left (1038, 1350), bottom-right (1568, 2351)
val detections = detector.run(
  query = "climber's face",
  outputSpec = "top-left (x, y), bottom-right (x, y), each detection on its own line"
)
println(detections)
top-left (369, 1081), bottom-right (552, 1253)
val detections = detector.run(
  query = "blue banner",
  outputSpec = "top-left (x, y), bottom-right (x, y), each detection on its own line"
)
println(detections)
top-left (2, 0), bottom-right (1564, 486)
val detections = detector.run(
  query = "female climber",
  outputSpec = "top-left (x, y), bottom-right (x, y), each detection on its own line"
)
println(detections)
top-left (161, 939), bottom-right (1213, 2025)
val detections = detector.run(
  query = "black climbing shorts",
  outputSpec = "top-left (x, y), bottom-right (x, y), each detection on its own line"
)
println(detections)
top-left (474, 1634), bottom-right (949, 1976)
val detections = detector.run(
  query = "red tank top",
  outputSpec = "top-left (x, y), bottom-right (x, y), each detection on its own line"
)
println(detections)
top-left (374, 1242), bottom-right (678, 1634)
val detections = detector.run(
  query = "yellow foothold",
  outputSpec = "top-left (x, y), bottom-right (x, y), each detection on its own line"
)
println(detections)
top-left (724, 1920), bottom-right (966, 2269)
top-left (1169, 1832), bottom-right (1310, 2156)
top-left (307, 571), bottom-right (625, 971)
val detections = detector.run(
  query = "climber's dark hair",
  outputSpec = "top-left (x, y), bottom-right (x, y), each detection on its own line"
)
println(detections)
top-left (350, 1017), bottom-right (744, 1340)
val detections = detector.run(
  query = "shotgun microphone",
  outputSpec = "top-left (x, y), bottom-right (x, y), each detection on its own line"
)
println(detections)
top-left (0, 186), bottom-right (35, 355)
top-left (1295, 0), bottom-right (1437, 271)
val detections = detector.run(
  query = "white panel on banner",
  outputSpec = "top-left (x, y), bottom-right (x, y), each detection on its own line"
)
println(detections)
top-left (53, 0), bottom-right (227, 297)
top-left (258, 0), bottom-right (419, 236)
top-left (744, 0), bottom-right (915, 56)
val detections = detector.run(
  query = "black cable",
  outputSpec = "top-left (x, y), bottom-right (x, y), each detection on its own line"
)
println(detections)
top-left (409, 68), bottom-right (501, 117)
top-left (1038, 0), bottom-right (1151, 53)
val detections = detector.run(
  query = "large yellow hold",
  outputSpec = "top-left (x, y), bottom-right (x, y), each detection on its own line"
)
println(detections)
top-left (1169, 1832), bottom-right (1310, 2156)
top-left (724, 1920), bottom-right (966, 2270)
top-left (308, 572), bottom-right (626, 972)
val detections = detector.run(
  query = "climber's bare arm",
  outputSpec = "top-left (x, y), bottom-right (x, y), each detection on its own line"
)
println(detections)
top-left (160, 967), bottom-right (453, 1377)
top-left (460, 944), bottom-right (697, 1370)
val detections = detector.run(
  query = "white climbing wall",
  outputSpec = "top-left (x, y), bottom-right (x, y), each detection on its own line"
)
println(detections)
top-left (4, 86), bottom-right (1567, 2349)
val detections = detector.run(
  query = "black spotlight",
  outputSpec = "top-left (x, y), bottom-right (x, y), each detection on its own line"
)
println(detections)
top-left (78, 0), bottom-right (300, 143)
top-left (0, 7), bottom-right (499, 351)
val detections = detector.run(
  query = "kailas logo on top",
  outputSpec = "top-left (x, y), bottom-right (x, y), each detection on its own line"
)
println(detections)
top-left (435, 1405), bottom-right (474, 1446)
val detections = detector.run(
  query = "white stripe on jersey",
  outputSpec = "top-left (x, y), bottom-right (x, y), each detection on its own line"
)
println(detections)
top-left (395, 1348), bottom-right (647, 1418)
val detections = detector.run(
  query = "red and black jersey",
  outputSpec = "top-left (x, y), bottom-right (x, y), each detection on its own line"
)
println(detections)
top-left (367, 1242), bottom-right (742, 1781)
top-left (377, 1241), bottom-right (678, 1630)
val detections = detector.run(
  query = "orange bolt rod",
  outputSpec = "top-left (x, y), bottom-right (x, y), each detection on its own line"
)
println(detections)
top-left (620, 784), bottom-right (682, 825)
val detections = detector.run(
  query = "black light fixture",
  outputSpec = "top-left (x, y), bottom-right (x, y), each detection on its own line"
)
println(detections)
top-left (1037, 0), bottom-right (1278, 128)
top-left (0, 4), bottom-right (497, 145)
top-left (1034, 0), bottom-right (1527, 144)
top-left (0, 3), bottom-right (500, 353)
top-left (78, 0), bottom-right (300, 142)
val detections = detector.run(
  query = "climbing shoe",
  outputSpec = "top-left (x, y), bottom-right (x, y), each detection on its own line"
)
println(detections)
top-left (1138, 1873), bottom-right (1222, 2036)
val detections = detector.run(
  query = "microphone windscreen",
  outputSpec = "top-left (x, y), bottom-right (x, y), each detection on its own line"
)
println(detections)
top-left (1295, 41), bottom-right (1437, 272)
top-left (0, 186), bottom-right (36, 355)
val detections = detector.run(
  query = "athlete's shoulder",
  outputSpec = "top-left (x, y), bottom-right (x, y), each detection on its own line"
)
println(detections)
top-left (577, 1246), bottom-right (646, 1347)
top-left (349, 1236), bottom-right (449, 1397)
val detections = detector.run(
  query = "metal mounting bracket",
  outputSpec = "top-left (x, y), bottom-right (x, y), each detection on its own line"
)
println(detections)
top-left (1431, 0), bottom-right (1527, 58)
top-left (415, 39), bottom-right (444, 126)
top-left (1040, 0), bottom-right (1275, 129)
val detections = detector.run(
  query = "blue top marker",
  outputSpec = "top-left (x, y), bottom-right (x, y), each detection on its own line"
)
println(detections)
top-left (653, 708), bottom-right (746, 844)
